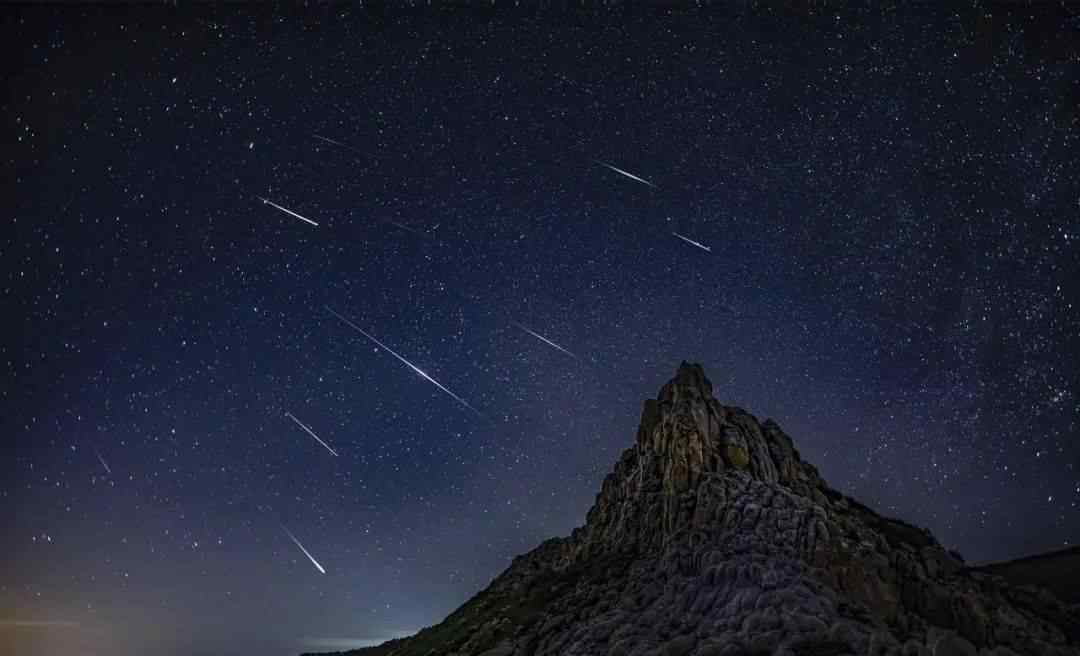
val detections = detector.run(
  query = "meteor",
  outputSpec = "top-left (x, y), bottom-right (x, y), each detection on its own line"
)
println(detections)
top-left (94, 448), bottom-right (112, 475)
top-left (386, 220), bottom-right (424, 236)
top-left (284, 412), bottom-right (339, 457)
top-left (282, 525), bottom-right (326, 574)
top-left (672, 232), bottom-right (712, 252)
top-left (257, 196), bottom-right (319, 227)
top-left (325, 306), bottom-right (483, 418)
top-left (312, 134), bottom-right (365, 155)
top-left (513, 322), bottom-right (578, 360)
top-left (595, 160), bottom-right (657, 188)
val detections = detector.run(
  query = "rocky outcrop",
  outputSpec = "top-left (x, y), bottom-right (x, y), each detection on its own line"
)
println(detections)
top-left (310, 363), bottom-right (1080, 656)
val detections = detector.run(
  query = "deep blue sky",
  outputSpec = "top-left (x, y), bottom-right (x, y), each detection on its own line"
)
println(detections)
top-left (3, 6), bottom-right (1078, 656)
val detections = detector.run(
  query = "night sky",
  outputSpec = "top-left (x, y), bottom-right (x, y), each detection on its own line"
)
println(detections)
top-left (3, 6), bottom-right (1079, 656)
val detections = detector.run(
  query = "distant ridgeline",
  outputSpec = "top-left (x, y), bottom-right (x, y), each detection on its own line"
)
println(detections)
top-left (308, 363), bottom-right (1080, 656)
top-left (970, 547), bottom-right (1080, 606)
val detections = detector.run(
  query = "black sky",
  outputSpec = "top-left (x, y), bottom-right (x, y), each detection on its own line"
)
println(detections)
top-left (3, 6), bottom-right (1079, 656)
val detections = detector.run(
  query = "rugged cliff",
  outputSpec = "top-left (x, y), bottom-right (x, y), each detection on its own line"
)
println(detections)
top-left (310, 363), bottom-right (1080, 656)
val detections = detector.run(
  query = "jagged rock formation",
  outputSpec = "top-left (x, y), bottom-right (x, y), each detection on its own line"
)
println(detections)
top-left (311, 363), bottom-right (1080, 656)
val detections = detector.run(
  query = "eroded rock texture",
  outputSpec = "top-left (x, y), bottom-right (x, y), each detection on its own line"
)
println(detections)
top-left (313, 363), bottom-right (1079, 656)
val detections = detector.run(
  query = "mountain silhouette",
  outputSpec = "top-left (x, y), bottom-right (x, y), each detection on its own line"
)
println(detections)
top-left (308, 363), bottom-right (1080, 656)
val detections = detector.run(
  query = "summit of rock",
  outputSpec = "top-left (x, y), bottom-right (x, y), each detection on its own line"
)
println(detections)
top-left (309, 364), bottom-right (1080, 656)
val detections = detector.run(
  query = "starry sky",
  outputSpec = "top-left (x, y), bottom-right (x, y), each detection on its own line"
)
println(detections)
top-left (3, 6), bottom-right (1079, 656)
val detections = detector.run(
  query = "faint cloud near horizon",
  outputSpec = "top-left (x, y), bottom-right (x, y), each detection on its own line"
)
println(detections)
top-left (301, 630), bottom-right (415, 650)
top-left (0, 620), bottom-right (81, 629)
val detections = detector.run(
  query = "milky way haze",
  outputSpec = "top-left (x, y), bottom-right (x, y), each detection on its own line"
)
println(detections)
top-left (3, 6), bottom-right (1079, 656)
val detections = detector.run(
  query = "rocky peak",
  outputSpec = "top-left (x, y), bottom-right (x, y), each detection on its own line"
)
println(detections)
top-left (576, 362), bottom-right (831, 558)
top-left (639, 361), bottom-right (824, 494)
top-left (319, 364), bottom-right (1080, 656)
top-left (657, 361), bottom-right (714, 403)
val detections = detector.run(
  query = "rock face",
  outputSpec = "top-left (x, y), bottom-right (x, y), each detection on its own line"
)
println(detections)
top-left (312, 363), bottom-right (1080, 656)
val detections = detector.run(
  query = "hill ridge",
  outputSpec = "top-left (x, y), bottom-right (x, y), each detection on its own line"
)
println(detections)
top-left (309, 363), bottom-right (1079, 656)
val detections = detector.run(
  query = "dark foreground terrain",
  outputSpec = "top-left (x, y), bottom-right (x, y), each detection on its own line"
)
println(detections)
top-left (969, 548), bottom-right (1080, 606)
top-left (308, 364), bottom-right (1080, 656)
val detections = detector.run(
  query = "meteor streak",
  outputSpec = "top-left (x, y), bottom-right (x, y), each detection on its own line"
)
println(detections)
top-left (513, 322), bottom-right (578, 360)
top-left (672, 232), bottom-right (712, 252)
top-left (386, 220), bottom-right (424, 236)
top-left (312, 134), bottom-right (365, 155)
top-left (282, 525), bottom-right (326, 574)
top-left (94, 448), bottom-right (112, 475)
top-left (257, 196), bottom-right (319, 227)
top-left (325, 306), bottom-right (483, 417)
top-left (285, 412), bottom-right (339, 457)
top-left (595, 160), bottom-right (657, 188)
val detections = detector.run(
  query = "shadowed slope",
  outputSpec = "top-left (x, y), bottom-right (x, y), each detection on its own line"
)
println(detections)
top-left (971, 547), bottom-right (1080, 605)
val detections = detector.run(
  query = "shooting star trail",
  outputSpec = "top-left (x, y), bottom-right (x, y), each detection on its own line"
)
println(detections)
top-left (257, 196), bottom-right (319, 227)
top-left (596, 160), bottom-right (657, 188)
top-left (386, 220), bottom-right (424, 236)
top-left (325, 306), bottom-right (483, 418)
top-left (672, 232), bottom-right (712, 252)
top-left (312, 134), bottom-right (365, 155)
top-left (285, 412), bottom-right (339, 457)
top-left (94, 448), bottom-right (112, 475)
top-left (513, 322), bottom-right (578, 360)
top-left (282, 525), bottom-right (326, 574)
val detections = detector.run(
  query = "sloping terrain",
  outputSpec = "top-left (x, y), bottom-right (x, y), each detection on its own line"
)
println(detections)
top-left (970, 547), bottom-right (1080, 605)
top-left (308, 363), bottom-right (1080, 656)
